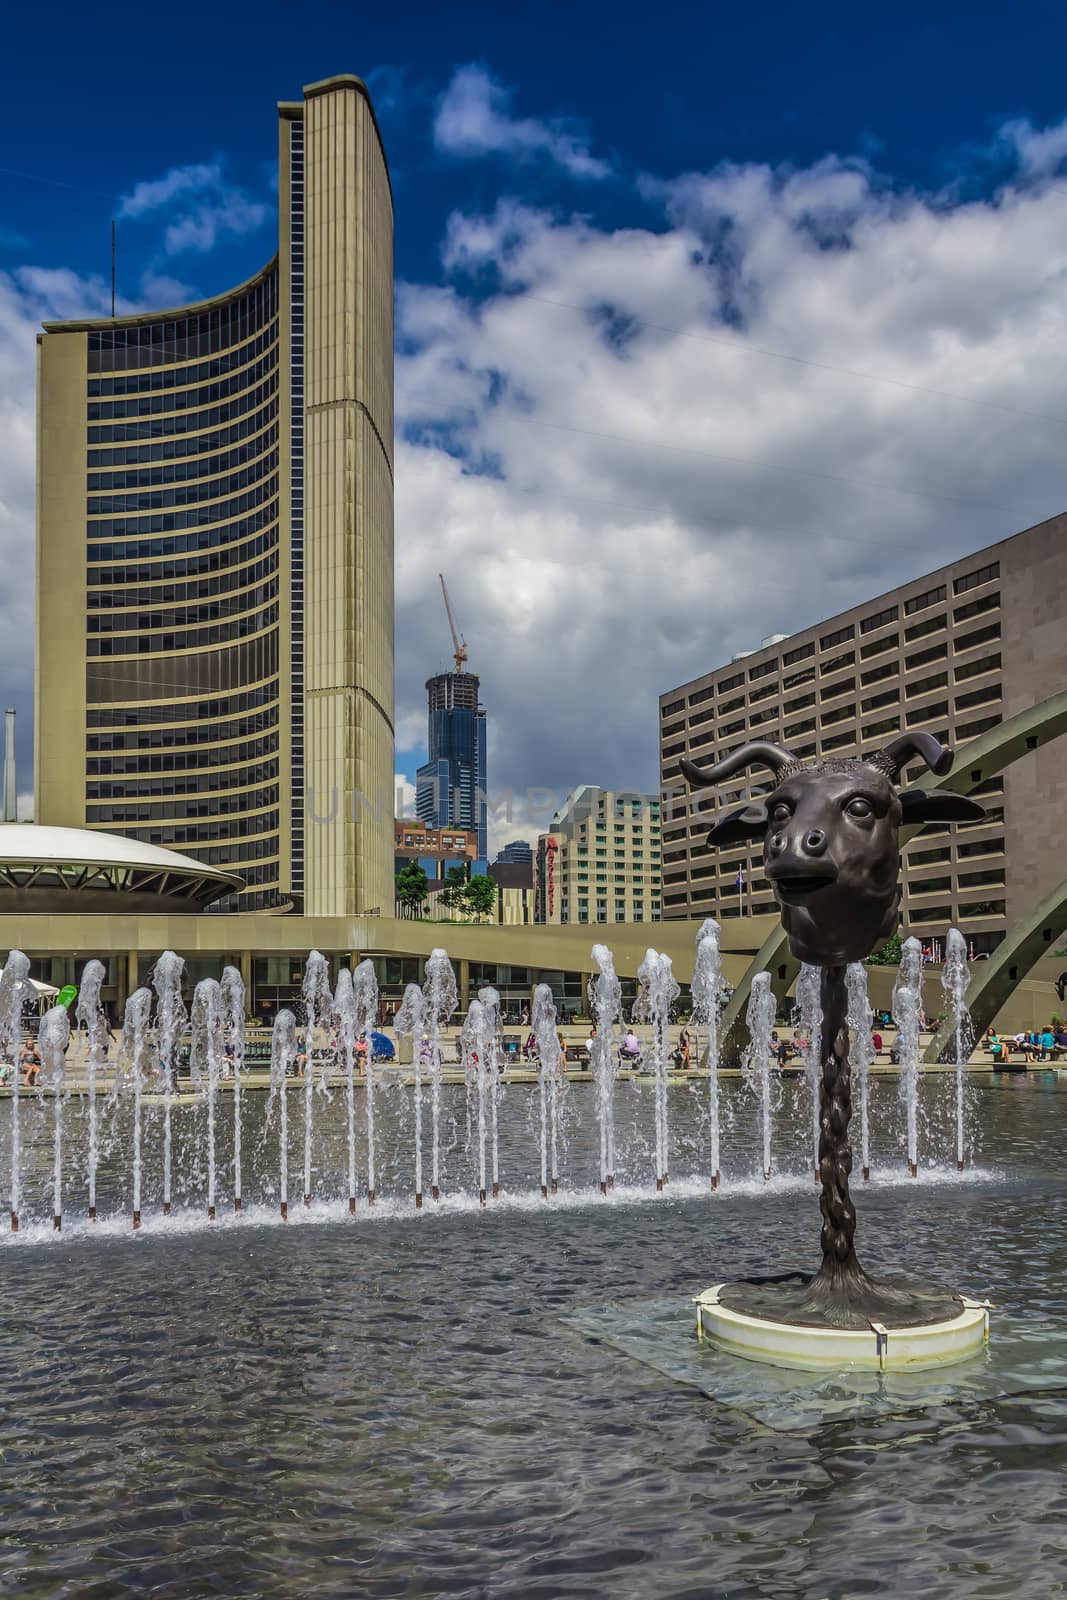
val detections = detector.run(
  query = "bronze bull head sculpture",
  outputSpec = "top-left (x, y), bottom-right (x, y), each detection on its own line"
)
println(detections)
top-left (681, 731), bottom-right (984, 965)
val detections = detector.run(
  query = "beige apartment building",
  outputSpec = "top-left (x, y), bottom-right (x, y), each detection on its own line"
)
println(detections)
top-left (658, 514), bottom-right (1067, 953)
top-left (535, 786), bottom-right (662, 925)
top-left (36, 74), bottom-right (395, 917)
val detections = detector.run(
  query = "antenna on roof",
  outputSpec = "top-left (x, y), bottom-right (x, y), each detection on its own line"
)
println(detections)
top-left (438, 573), bottom-right (468, 673)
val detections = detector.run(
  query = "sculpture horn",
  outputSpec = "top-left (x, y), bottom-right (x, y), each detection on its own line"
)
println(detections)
top-left (877, 731), bottom-right (953, 781)
top-left (680, 742), bottom-right (794, 790)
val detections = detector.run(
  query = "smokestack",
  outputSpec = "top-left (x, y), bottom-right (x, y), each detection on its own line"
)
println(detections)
top-left (3, 709), bottom-right (15, 822)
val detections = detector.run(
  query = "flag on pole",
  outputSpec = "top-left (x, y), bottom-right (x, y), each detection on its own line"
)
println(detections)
top-left (736, 867), bottom-right (746, 892)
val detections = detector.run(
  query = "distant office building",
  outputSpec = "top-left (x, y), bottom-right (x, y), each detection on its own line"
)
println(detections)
top-left (393, 818), bottom-right (478, 881)
top-left (495, 839), bottom-right (533, 865)
top-left (489, 856), bottom-right (534, 925)
top-left (415, 672), bottom-right (487, 866)
top-left (658, 515), bottom-right (1067, 953)
top-left (535, 786), bottom-right (661, 925)
top-left (35, 75), bottom-right (395, 915)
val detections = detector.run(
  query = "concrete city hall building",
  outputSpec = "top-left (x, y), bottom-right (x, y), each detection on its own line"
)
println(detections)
top-left (658, 515), bottom-right (1067, 953)
top-left (36, 74), bottom-right (395, 918)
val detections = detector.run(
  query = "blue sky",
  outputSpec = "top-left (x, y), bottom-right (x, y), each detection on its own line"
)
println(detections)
top-left (5, 0), bottom-right (1067, 843)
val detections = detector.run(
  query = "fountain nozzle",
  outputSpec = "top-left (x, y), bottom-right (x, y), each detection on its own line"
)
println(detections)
top-left (53, 1214), bottom-right (61, 1232)
top-left (89, 1206), bottom-right (97, 1222)
top-left (132, 1210), bottom-right (140, 1230)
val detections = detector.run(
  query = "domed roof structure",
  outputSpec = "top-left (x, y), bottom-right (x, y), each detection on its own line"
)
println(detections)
top-left (0, 825), bottom-right (241, 913)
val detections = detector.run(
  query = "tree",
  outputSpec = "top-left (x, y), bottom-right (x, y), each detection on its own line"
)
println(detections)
top-left (395, 861), bottom-right (428, 918)
top-left (463, 874), bottom-right (497, 922)
top-left (437, 865), bottom-right (469, 918)
top-left (866, 932), bottom-right (903, 967)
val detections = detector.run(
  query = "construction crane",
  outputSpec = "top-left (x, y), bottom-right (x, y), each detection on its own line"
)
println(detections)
top-left (438, 573), bottom-right (469, 673)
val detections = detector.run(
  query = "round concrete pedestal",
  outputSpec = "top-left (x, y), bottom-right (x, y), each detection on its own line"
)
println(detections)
top-left (695, 1283), bottom-right (991, 1372)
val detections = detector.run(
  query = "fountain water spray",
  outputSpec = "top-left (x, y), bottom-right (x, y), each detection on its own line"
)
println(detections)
top-left (532, 984), bottom-right (563, 1197)
top-left (122, 988), bottom-right (152, 1227)
top-left (269, 1010), bottom-right (297, 1218)
top-left (395, 983), bottom-right (428, 1207)
top-left (745, 972), bottom-right (777, 1182)
top-left (478, 986), bottom-right (503, 1197)
top-left (462, 998), bottom-right (491, 1203)
top-left (150, 951), bottom-right (186, 1217)
top-left (39, 1005), bottom-right (70, 1231)
top-left (589, 946), bottom-right (622, 1193)
top-left (0, 949), bottom-right (31, 1231)
top-left (220, 966), bottom-right (245, 1212)
top-left (691, 921), bottom-right (728, 1191)
top-left (846, 963), bottom-right (875, 1181)
top-left (637, 949), bottom-right (680, 1191)
top-left (942, 928), bottom-right (972, 1172)
top-left (424, 950), bottom-right (458, 1202)
top-left (190, 979), bottom-right (224, 1219)
top-left (75, 960), bottom-right (107, 1221)
top-left (301, 951), bottom-right (333, 1206)
top-left (334, 968), bottom-right (360, 1213)
top-left (352, 961), bottom-right (379, 1203)
top-left (893, 936), bottom-right (924, 1177)
top-left (795, 963), bottom-right (823, 1184)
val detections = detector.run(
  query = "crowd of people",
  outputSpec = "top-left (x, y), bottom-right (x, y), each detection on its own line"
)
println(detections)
top-left (983, 1025), bottom-right (1067, 1064)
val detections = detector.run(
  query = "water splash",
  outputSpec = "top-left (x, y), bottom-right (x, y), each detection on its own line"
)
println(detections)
top-left (301, 951), bottom-right (333, 1205)
top-left (532, 984), bottom-right (563, 1197)
top-left (75, 960), bottom-right (107, 1222)
top-left (220, 966), bottom-right (246, 1212)
top-left (745, 971), bottom-right (777, 1181)
top-left (352, 961), bottom-right (379, 1202)
top-left (794, 963), bottom-right (822, 1184)
top-left (0, 949), bottom-right (32, 1231)
top-left (478, 986), bottom-right (503, 1197)
top-left (190, 979), bottom-right (224, 1219)
top-left (121, 988), bottom-right (153, 1227)
top-left (333, 968), bottom-right (362, 1213)
top-left (39, 1005), bottom-right (70, 1232)
top-left (846, 962), bottom-right (875, 1181)
top-left (150, 951), bottom-right (187, 1217)
top-left (942, 928), bottom-right (972, 1171)
top-left (589, 946), bottom-right (622, 1193)
top-left (691, 920), bottom-right (728, 1191)
top-left (636, 950), bottom-right (680, 1191)
top-left (395, 982), bottom-right (428, 1207)
top-left (425, 950), bottom-right (458, 1201)
top-left (269, 1010), bottom-right (297, 1218)
top-left (462, 998), bottom-right (491, 1202)
top-left (893, 936), bottom-right (925, 1177)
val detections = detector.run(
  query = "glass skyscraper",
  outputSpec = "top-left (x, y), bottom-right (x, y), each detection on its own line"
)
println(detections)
top-left (415, 672), bottom-right (488, 869)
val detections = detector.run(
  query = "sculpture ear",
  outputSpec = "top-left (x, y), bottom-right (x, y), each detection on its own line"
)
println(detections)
top-left (706, 803), bottom-right (769, 849)
top-left (899, 788), bottom-right (986, 827)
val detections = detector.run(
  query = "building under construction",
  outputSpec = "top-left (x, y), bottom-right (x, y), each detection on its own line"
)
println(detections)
top-left (415, 578), bottom-right (488, 868)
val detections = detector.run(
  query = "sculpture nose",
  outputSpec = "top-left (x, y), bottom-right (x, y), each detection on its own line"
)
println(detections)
top-left (803, 828), bottom-right (827, 856)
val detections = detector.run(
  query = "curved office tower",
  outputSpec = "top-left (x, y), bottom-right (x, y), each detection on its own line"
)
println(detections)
top-left (35, 75), bottom-right (395, 916)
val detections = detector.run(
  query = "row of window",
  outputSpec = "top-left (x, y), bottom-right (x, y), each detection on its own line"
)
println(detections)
top-left (121, 808), bottom-right (280, 845)
top-left (88, 578), bottom-right (278, 635)
top-left (87, 324), bottom-right (276, 397)
top-left (89, 528), bottom-right (278, 584)
top-left (88, 375), bottom-right (277, 445)
top-left (87, 346), bottom-right (278, 421)
top-left (86, 730), bottom-right (279, 776)
top-left (87, 601), bottom-right (278, 656)
top-left (86, 683), bottom-right (278, 729)
top-left (88, 552), bottom-right (279, 612)
top-left (87, 783), bottom-right (280, 823)
top-left (88, 473), bottom-right (277, 538)
top-left (88, 397), bottom-right (278, 468)
top-left (86, 274), bottom-right (278, 372)
top-left (87, 704), bottom-right (279, 752)
top-left (87, 756), bottom-right (279, 800)
top-left (88, 450), bottom-right (276, 516)
top-left (88, 502), bottom-right (277, 563)
top-left (87, 426), bottom-right (278, 493)
top-left (86, 633), bottom-right (279, 706)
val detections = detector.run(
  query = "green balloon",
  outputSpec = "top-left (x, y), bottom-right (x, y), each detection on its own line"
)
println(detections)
top-left (57, 985), bottom-right (78, 1009)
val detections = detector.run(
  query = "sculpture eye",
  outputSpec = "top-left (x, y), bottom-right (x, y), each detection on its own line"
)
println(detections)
top-left (845, 796), bottom-right (873, 819)
top-left (770, 802), bottom-right (792, 826)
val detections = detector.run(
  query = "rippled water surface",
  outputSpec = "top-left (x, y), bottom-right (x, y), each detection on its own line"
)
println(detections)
top-left (3, 1072), bottom-right (1067, 1598)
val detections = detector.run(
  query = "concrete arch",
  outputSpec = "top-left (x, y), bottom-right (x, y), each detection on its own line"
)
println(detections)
top-left (924, 877), bottom-right (1067, 1062)
top-left (716, 687), bottom-right (1067, 1061)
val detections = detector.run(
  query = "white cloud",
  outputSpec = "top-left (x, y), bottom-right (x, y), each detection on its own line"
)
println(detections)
top-left (395, 132), bottom-right (1067, 809)
top-left (118, 159), bottom-right (270, 257)
top-left (434, 64), bottom-right (610, 180)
